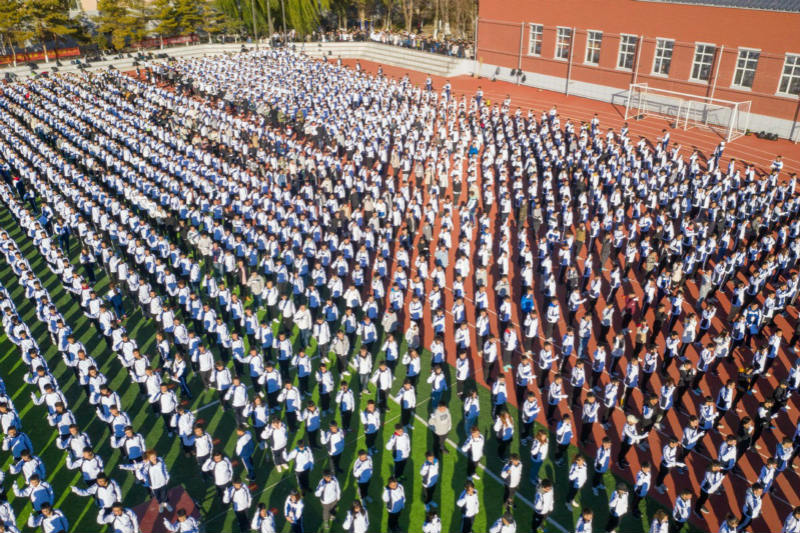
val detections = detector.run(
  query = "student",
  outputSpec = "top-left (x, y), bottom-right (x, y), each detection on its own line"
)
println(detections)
top-left (605, 484), bottom-right (629, 533)
top-left (494, 409), bottom-right (516, 460)
top-left (500, 453), bottom-right (522, 510)
top-left (234, 425), bottom-right (255, 481)
top-left (284, 490), bottom-right (304, 533)
top-left (396, 380), bottom-right (417, 430)
top-left (671, 489), bottom-right (692, 533)
top-left (576, 508), bottom-right (593, 533)
top-left (782, 506), bottom-right (800, 533)
top-left (427, 402), bottom-right (452, 458)
top-left (386, 425), bottom-right (411, 479)
top-left (618, 414), bottom-right (647, 469)
top-left (461, 426), bottom-right (485, 481)
top-left (529, 430), bottom-right (549, 485)
top-left (314, 470), bottom-right (341, 532)
top-left (579, 392), bottom-right (599, 445)
top-left (262, 417), bottom-right (289, 473)
top-left (530, 479), bottom-right (554, 533)
top-left (26, 503), bottom-right (68, 533)
top-left (201, 451), bottom-right (234, 501)
top-left (283, 440), bottom-right (314, 493)
top-left (360, 401), bottom-right (381, 455)
top-left (554, 414), bottom-right (573, 465)
top-left (565, 455), bottom-right (588, 509)
top-left (222, 478), bottom-right (252, 533)
top-left (382, 478), bottom-right (405, 533)
top-left (520, 390), bottom-right (540, 445)
top-left (335, 383), bottom-right (355, 431)
top-left (655, 438), bottom-right (683, 493)
top-left (163, 508), bottom-right (202, 533)
top-left (631, 462), bottom-right (651, 518)
top-left (321, 423), bottom-right (345, 474)
top-left (738, 483), bottom-right (764, 532)
top-left (420, 451), bottom-right (440, 511)
top-left (352, 449), bottom-right (373, 503)
top-left (489, 512), bottom-right (517, 533)
top-left (422, 511), bottom-right (442, 533)
top-left (342, 500), bottom-right (369, 533)
top-left (591, 437), bottom-right (612, 494)
top-left (131, 450), bottom-right (172, 513)
top-left (650, 509), bottom-right (669, 533)
top-left (70, 473), bottom-right (121, 513)
top-left (456, 480), bottom-right (479, 533)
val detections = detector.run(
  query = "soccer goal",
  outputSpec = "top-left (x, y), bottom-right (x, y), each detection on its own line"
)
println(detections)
top-left (624, 83), bottom-right (751, 142)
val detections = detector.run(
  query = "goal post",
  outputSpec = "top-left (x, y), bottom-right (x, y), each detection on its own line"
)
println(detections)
top-left (624, 83), bottom-right (751, 142)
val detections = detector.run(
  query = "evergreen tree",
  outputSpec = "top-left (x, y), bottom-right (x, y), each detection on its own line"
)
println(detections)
top-left (23, 0), bottom-right (76, 62)
top-left (94, 0), bottom-right (131, 49)
top-left (0, 0), bottom-right (24, 66)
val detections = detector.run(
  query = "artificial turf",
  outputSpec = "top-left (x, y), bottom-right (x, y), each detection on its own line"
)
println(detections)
top-left (0, 204), bottom-right (701, 533)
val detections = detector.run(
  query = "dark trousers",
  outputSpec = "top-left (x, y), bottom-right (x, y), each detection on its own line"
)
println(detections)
top-left (358, 481), bottom-right (369, 500)
top-left (694, 489), bottom-right (710, 512)
top-left (235, 510), bottom-right (249, 532)
top-left (388, 512), bottom-right (401, 533)
top-left (579, 420), bottom-right (594, 444)
top-left (423, 484), bottom-right (436, 504)
top-left (296, 470), bottom-right (311, 493)
top-left (655, 462), bottom-right (671, 487)
top-left (531, 512), bottom-right (548, 532)
top-left (669, 520), bottom-right (686, 533)
top-left (565, 483), bottom-right (579, 503)
top-left (394, 458), bottom-right (407, 478)
top-left (467, 457), bottom-right (478, 478)
top-left (606, 514), bottom-right (621, 533)
top-left (618, 441), bottom-right (632, 466)
top-left (461, 515), bottom-right (475, 533)
top-left (434, 434), bottom-right (447, 457)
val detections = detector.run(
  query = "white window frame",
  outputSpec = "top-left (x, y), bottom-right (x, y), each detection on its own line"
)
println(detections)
top-left (777, 53), bottom-right (800, 97)
top-left (731, 48), bottom-right (760, 90)
top-left (554, 27), bottom-right (572, 61)
top-left (527, 23), bottom-right (543, 57)
top-left (584, 30), bottom-right (602, 65)
top-left (690, 43), bottom-right (716, 82)
top-left (617, 34), bottom-right (638, 70)
top-left (651, 38), bottom-right (674, 77)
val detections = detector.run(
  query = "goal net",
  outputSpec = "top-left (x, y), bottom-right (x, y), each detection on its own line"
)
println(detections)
top-left (624, 83), bottom-right (751, 142)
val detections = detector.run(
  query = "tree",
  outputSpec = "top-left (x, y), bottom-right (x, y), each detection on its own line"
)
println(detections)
top-left (94, 0), bottom-right (132, 49)
top-left (125, 0), bottom-right (152, 44)
top-left (285, 0), bottom-right (324, 36)
top-left (152, 0), bottom-right (178, 39)
top-left (203, 0), bottom-right (241, 41)
top-left (401, 0), bottom-right (413, 33)
top-left (175, 0), bottom-right (205, 36)
top-left (23, 0), bottom-right (76, 63)
top-left (0, 0), bottom-right (24, 66)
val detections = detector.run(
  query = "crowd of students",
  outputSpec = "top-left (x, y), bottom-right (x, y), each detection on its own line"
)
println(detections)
top-left (0, 45), bottom-right (797, 533)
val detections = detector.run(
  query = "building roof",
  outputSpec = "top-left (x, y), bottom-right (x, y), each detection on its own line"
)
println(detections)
top-left (638, 0), bottom-right (800, 11)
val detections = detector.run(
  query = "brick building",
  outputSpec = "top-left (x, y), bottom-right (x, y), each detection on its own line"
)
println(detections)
top-left (476, 0), bottom-right (800, 139)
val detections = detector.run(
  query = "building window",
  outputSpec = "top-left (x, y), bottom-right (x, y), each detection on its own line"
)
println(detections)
top-left (778, 54), bottom-right (800, 96)
top-left (528, 24), bottom-right (543, 56)
top-left (690, 43), bottom-right (716, 82)
top-left (617, 35), bottom-right (637, 70)
top-left (555, 27), bottom-right (572, 60)
top-left (585, 31), bottom-right (602, 64)
top-left (732, 49), bottom-right (759, 89)
top-left (652, 38), bottom-right (674, 76)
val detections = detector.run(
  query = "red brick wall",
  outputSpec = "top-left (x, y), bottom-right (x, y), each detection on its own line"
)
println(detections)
top-left (477, 0), bottom-right (800, 121)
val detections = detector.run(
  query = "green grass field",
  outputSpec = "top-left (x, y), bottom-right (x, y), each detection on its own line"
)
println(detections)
top-left (0, 204), bottom-right (701, 533)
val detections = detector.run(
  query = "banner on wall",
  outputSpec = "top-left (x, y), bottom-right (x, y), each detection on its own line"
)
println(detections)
top-left (0, 47), bottom-right (81, 66)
